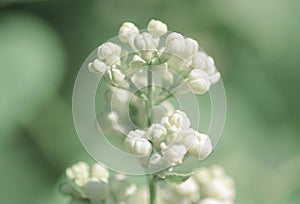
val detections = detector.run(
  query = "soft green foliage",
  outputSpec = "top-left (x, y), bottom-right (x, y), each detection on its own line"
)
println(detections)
top-left (0, 0), bottom-right (300, 204)
top-left (164, 172), bottom-right (193, 185)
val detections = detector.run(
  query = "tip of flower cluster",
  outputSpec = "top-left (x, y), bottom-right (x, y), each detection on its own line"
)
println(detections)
top-left (87, 19), bottom-right (221, 96)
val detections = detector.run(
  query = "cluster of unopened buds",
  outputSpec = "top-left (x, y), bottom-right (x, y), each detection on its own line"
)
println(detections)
top-left (88, 19), bottom-right (220, 95)
top-left (61, 162), bottom-right (235, 204)
top-left (62, 19), bottom-right (235, 204)
top-left (60, 162), bottom-right (137, 204)
top-left (125, 109), bottom-right (213, 173)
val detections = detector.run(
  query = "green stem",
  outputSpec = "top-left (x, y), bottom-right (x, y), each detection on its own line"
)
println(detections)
top-left (126, 77), bottom-right (145, 98)
top-left (148, 175), bottom-right (156, 204)
top-left (146, 65), bottom-right (156, 204)
top-left (154, 93), bottom-right (173, 106)
top-left (147, 65), bottom-right (153, 126)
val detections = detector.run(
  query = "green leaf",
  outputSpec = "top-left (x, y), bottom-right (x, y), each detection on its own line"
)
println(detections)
top-left (164, 172), bottom-right (193, 185)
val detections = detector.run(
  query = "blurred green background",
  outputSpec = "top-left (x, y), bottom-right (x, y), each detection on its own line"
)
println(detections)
top-left (1, 0), bottom-right (300, 203)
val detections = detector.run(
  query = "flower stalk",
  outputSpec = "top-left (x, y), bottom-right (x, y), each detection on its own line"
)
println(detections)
top-left (147, 64), bottom-right (153, 126)
top-left (147, 174), bottom-right (157, 204)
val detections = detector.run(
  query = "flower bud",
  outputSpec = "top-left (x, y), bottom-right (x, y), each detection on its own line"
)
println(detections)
top-left (147, 19), bottom-right (168, 38)
top-left (124, 130), bottom-right (152, 155)
top-left (193, 167), bottom-right (212, 185)
top-left (162, 144), bottom-right (187, 166)
top-left (210, 165), bottom-right (225, 178)
top-left (204, 178), bottom-right (235, 201)
top-left (165, 32), bottom-right (185, 56)
top-left (66, 162), bottom-right (90, 187)
top-left (198, 198), bottom-right (223, 204)
top-left (134, 32), bottom-right (158, 50)
top-left (134, 32), bottom-right (159, 61)
top-left (98, 42), bottom-right (121, 65)
top-left (146, 123), bottom-right (167, 150)
top-left (192, 52), bottom-right (221, 85)
top-left (206, 56), bottom-right (220, 84)
top-left (129, 55), bottom-right (146, 69)
top-left (91, 163), bottom-right (109, 183)
top-left (187, 69), bottom-right (211, 94)
top-left (182, 129), bottom-right (212, 160)
top-left (183, 38), bottom-right (198, 57)
top-left (84, 181), bottom-right (109, 203)
top-left (104, 67), bottom-right (126, 86)
top-left (88, 59), bottom-right (107, 74)
top-left (150, 101), bottom-right (175, 123)
top-left (193, 166), bottom-right (236, 203)
top-left (119, 22), bottom-right (139, 44)
top-left (192, 52), bottom-right (207, 70)
top-left (168, 110), bottom-right (191, 130)
top-left (173, 177), bottom-right (200, 202)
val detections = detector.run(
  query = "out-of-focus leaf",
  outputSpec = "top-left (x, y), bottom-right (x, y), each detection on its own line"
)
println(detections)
top-left (164, 172), bottom-right (193, 185)
top-left (0, 11), bottom-right (65, 134)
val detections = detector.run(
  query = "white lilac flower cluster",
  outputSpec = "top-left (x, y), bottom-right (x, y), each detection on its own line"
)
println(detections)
top-left (64, 19), bottom-right (235, 204)
top-left (90, 20), bottom-right (221, 173)
top-left (127, 166), bottom-right (236, 204)
top-left (124, 109), bottom-right (212, 173)
top-left (88, 19), bottom-right (220, 95)
top-left (60, 162), bottom-right (136, 204)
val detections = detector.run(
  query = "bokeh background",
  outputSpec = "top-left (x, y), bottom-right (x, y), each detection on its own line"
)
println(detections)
top-left (1, 0), bottom-right (300, 203)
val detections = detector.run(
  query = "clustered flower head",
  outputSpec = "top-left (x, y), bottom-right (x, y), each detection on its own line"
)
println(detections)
top-left (88, 19), bottom-right (220, 95)
top-left (194, 166), bottom-right (236, 204)
top-left (126, 165), bottom-right (236, 204)
top-left (124, 109), bottom-right (212, 174)
top-left (63, 19), bottom-right (235, 204)
top-left (61, 163), bottom-right (236, 204)
top-left (61, 162), bottom-right (136, 204)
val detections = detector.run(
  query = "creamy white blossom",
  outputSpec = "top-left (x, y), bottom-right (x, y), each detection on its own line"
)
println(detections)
top-left (66, 162), bottom-right (90, 187)
top-left (191, 52), bottom-right (221, 85)
top-left (165, 33), bottom-right (198, 58)
top-left (161, 110), bottom-right (191, 132)
top-left (165, 32), bottom-right (186, 56)
top-left (147, 19), bottom-right (168, 38)
top-left (159, 177), bottom-right (199, 204)
top-left (183, 38), bottom-right (198, 58)
top-left (194, 166), bottom-right (236, 203)
top-left (119, 22), bottom-right (139, 45)
top-left (173, 177), bottom-right (200, 201)
top-left (129, 55), bottom-right (146, 69)
top-left (91, 163), bottom-right (109, 183)
top-left (104, 66), bottom-right (126, 86)
top-left (134, 32), bottom-right (159, 50)
top-left (187, 69), bottom-right (211, 94)
top-left (204, 178), bottom-right (235, 201)
top-left (88, 59), bottom-right (107, 74)
top-left (182, 128), bottom-right (213, 160)
top-left (125, 130), bottom-right (152, 155)
top-left (150, 100), bottom-right (175, 123)
top-left (146, 123), bottom-right (167, 149)
top-left (98, 42), bottom-right (121, 65)
top-left (161, 144), bottom-right (187, 166)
